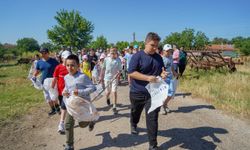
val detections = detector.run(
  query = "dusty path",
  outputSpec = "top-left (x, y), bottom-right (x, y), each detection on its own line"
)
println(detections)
top-left (1, 82), bottom-right (250, 150)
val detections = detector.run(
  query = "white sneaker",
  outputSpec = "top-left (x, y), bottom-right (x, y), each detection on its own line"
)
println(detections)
top-left (58, 122), bottom-right (65, 134)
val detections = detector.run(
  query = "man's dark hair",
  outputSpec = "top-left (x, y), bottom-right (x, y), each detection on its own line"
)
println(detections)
top-left (66, 54), bottom-right (79, 65)
top-left (145, 32), bottom-right (161, 43)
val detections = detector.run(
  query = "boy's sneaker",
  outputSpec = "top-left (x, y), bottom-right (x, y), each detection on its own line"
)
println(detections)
top-left (106, 98), bottom-right (111, 106)
top-left (112, 107), bottom-right (118, 115)
top-left (88, 121), bottom-right (95, 132)
top-left (48, 109), bottom-right (56, 116)
top-left (131, 125), bottom-right (139, 135)
top-left (58, 122), bottom-right (65, 134)
top-left (64, 144), bottom-right (74, 150)
top-left (162, 105), bottom-right (170, 115)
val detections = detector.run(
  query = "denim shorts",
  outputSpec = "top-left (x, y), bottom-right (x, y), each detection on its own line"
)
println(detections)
top-left (165, 78), bottom-right (174, 97)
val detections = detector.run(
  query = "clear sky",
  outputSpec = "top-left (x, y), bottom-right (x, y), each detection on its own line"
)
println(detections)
top-left (0, 0), bottom-right (250, 45)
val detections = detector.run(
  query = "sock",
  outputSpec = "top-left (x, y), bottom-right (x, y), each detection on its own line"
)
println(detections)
top-left (113, 104), bottom-right (116, 108)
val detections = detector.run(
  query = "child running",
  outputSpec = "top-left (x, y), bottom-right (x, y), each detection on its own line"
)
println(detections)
top-left (63, 54), bottom-right (96, 150)
top-left (52, 50), bottom-right (71, 134)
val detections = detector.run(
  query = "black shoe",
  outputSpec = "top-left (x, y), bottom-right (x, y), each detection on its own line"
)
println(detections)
top-left (88, 121), bottom-right (95, 132)
top-left (64, 144), bottom-right (74, 150)
top-left (112, 107), bottom-right (118, 115)
top-left (131, 126), bottom-right (139, 135)
top-left (106, 98), bottom-right (111, 106)
top-left (48, 109), bottom-right (56, 116)
top-left (56, 107), bottom-right (61, 115)
top-left (149, 145), bottom-right (159, 150)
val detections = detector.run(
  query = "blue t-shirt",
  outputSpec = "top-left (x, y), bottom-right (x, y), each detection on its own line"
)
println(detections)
top-left (128, 50), bottom-right (164, 94)
top-left (162, 56), bottom-right (173, 79)
top-left (36, 58), bottom-right (59, 83)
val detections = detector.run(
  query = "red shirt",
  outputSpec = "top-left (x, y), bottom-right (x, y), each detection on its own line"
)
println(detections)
top-left (53, 64), bottom-right (68, 96)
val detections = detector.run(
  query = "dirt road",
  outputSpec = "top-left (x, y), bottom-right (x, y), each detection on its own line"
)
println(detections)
top-left (1, 83), bottom-right (250, 150)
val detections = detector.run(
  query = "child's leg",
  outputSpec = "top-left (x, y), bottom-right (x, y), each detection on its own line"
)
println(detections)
top-left (65, 112), bottom-right (75, 147)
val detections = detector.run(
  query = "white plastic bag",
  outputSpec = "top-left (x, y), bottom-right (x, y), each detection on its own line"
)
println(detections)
top-left (43, 78), bottom-right (58, 100)
top-left (146, 77), bottom-right (169, 114)
top-left (30, 78), bottom-right (43, 90)
top-left (64, 95), bottom-right (100, 122)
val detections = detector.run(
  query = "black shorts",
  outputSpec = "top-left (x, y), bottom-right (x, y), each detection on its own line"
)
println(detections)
top-left (58, 95), bottom-right (66, 110)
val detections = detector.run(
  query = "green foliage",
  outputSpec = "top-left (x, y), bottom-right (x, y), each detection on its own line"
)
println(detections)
top-left (193, 31), bottom-right (209, 50)
top-left (232, 37), bottom-right (250, 55)
top-left (116, 41), bottom-right (129, 51)
top-left (163, 32), bottom-right (181, 46)
top-left (40, 42), bottom-right (56, 51)
top-left (47, 9), bottom-right (94, 50)
top-left (211, 37), bottom-right (230, 44)
top-left (130, 41), bottom-right (145, 50)
top-left (88, 35), bottom-right (108, 50)
top-left (163, 28), bottom-right (208, 50)
top-left (16, 38), bottom-right (40, 53)
top-left (179, 28), bottom-right (195, 49)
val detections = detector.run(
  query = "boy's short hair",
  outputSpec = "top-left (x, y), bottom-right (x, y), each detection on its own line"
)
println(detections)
top-left (145, 32), bottom-right (161, 43)
top-left (66, 54), bottom-right (79, 65)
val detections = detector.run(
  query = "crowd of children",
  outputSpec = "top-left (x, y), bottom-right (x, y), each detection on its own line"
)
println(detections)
top-left (29, 34), bottom-right (184, 149)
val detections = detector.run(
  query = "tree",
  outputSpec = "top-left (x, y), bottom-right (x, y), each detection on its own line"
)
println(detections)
top-left (88, 35), bottom-right (108, 50)
top-left (47, 9), bottom-right (94, 50)
top-left (211, 37), bottom-right (230, 44)
top-left (193, 31), bottom-right (209, 50)
top-left (179, 28), bottom-right (195, 49)
top-left (115, 41), bottom-right (129, 51)
top-left (41, 42), bottom-right (56, 51)
top-left (163, 32), bottom-right (181, 46)
top-left (16, 38), bottom-right (40, 52)
top-left (232, 37), bottom-right (250, 55)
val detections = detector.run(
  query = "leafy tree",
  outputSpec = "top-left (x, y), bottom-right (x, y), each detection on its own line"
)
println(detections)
top-left (211, 37), bottom-right (230, 44)
top-left (163, 32), bottom-right (181, 46)
top-left (47, 9), bottom-right (94, 50)
top-left (16, 38), bottom-right (40, 52)
top-left (179, 28), bottom-right (195, 49)
top-left (232, 37), bottom-right (250, 55)
top-left (88, 35), bottom-right (108, 50)
top-left (116, 41), bottom-right (129, 51)
top-left (193, 31), bottom-right (209, 50)
top-left (40, 42), bottom-right (56, 51)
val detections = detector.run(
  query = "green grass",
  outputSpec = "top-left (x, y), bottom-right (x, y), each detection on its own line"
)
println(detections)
top-left (0, 62), bottom-right (44, 125)
top-left (179, 62), bottom-right (250, 117)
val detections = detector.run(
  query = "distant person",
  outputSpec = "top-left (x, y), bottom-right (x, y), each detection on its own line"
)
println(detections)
top-left (100, 48), bottom-right (122, 115)
top-left (88, 49), bottom-right (98, 71)
top-left (123, 46), bottom-right (133, 81)
top-left (28, 54), bottom-right (40, 79)
top-left (63, 54), bottom-right (96, 150)
top-left (178, 47), bottom-right (187, 77)
top-left (52, 50), bottom-right (71, 134)
top-left (161, 44), bottom-right (178, 115)
top-left (32, 48), bottom-right (60, 116)
top-left (172, 44), bottom-right (180, 73)
top-left (128, 32), bottom-right (168, 150)
top-left (81, 55), bottom-right (92, 79)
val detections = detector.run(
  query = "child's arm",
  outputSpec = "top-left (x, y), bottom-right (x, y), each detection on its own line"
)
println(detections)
top-left (77, 75), bottom-right (96, 97)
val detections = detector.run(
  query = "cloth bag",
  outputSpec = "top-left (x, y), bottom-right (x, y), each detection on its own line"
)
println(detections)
top-left (146, 77), bottom-right (169, 114)
top-left (64, 95), bottom-right (100, 122)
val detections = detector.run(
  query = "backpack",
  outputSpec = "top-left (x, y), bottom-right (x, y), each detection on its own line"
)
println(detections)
top-left (179, 50), bottom-right (187, 65)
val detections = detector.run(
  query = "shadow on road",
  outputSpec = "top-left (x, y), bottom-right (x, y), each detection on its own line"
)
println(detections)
top-left (171, 105), bottom-right (215, 113)
top-left (175, 92), bottom-right (192, 98)
top-left (80, 126), bottom-right (228, 150)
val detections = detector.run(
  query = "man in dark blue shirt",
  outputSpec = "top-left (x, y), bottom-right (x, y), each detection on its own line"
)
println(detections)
top-left (33, 47), bottom-right (60, 116)
top-left (128, 32), bottom-right (168, 150)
